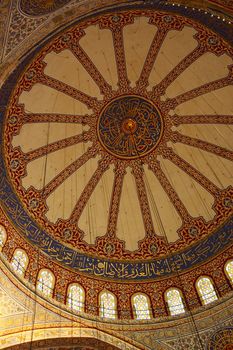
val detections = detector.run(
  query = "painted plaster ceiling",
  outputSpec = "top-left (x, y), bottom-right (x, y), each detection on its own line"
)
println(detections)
top-left (19, 0), bottom-right (72, 16)
top-left (0, 2), bottom-right (233, 283)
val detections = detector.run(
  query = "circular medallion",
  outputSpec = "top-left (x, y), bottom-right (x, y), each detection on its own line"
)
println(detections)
top-left (1, 6), bottom-right (233, 277)
top-left (98, 95), bottom-right (163, 159)
top-left (207, 328), bottom-right (233, 350)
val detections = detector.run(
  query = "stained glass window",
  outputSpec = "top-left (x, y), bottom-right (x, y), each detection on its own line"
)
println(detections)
top-left (196, 276), bottom-right (218, 305)
top-left (132, 293), bottom-right (151, 320)
top-left (165, 288), bottom-right (185, 316)
top-left (99, 291), bottom-right (117, 319)
top-left (225, 260), bottom-right (233, 285)
top-left (0, 225), bottom-right (6, 250)
top-left (36, 269), bottom-right (54, 297)
top-left (67, 284), bottom-right (85, 312)
top-left (11, 249), bottom-right (28, 276)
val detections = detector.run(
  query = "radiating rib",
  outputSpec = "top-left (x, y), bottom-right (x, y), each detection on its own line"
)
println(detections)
top-left (171, 131), bottom-right (233, 161)
top-left (136, 28), bottom-right (168, 90)
top-left (148, 158), bottom-right (191, 223)
top-left (38, 74), bottom-right (100, 110)
top-left (25, 131), bottom-right (91, 162)
top-left (172, 114), bottom-right (233, 126)
top-left (112, 26), bottom-right (130, 91)
top-left (70, 44), bottom-right (113, 97)
top-left (132, 163), bottom-right (155, 236)
top-left (152, 45), bottom-right (205, 96)
top-left (22, 113), bottom-right (91, 125)
top-left (43, 146), bottom-right (97, 198)
top-left (166, 72), bottom-right (233, 109)
top-left (107, 162), bottom-right (126, 237)
top-left (70, 157), bottom-right (111, 223)
top-left (161, 147), bottom-right (220, 196)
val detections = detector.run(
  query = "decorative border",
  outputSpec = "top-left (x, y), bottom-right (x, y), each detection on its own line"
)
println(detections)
top-left (19, 0), bottom-right (72, 17)
top-left (0, 2), bottom-right (232, 281)
top-left (207, 327), bottom-right (233, 350)
top-left (0, 157), bottom-right (232, 280)
top-left (97, 94), bottom-right (164, 159)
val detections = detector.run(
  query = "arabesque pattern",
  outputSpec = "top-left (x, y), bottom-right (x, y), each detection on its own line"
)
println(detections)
top-left (207, 327), bottom-right (233, 350)
top-left (19, 0), bottom-right (71, 16)
top-left (2, 9), bottom-right (233, 267)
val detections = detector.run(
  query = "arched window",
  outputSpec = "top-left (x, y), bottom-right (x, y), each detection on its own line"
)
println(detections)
top-left (0, 225), bottom-right (6, 251)
top-left (196, 276), bottom-right (218, 305)
top-left (11, 249), bottom-right (28, 276)
top-left (132, 293), bottom-right (151, 320)
top-left (165, 288), bottom-right (185, 316)
top-left (67, 284), bottom-right (85, 312)
top-left (99, 290), bottom-right (117, 319)
top-left (225, 260), bottom-right (233, 285)
top-left (36, 269), bottom-right (55, 297)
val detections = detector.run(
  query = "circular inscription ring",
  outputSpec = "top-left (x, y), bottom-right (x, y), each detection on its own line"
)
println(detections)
top-left (98, 95), bottom-right (163, 159)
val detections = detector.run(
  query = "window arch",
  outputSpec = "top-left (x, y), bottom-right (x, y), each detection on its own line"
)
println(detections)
top-left (165, 288), bottom-right (185, 316)
top-left (99, 290), bottom-right (117, 319)
top-left (36, 269), bottom-right (55, 297)
top-left (225, 260), bottom-right (233, 285)
top-left (11, 248), bottom-right (28, 276)
top-left (67, 284), bottom-right (85, 312)
top-left (132, 293), bottom-right (151, 320)
top-left (196, 276), bottom-right (218, 305)
top-left (0, 225), bottom-right (6, 251)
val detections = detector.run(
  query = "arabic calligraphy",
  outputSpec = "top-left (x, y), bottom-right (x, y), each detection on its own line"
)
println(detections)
top-left (0, 7), bottom-right (233, 282)
top-left (98, 95), bottom-right (163, 158)
top-left (1, 165), bottom-right (232, 280)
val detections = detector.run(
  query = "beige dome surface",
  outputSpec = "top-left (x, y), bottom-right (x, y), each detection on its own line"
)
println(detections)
top-left (3, 9), bottom-right (233, 262)
top-left (1, 2), bottom-right (233, 350)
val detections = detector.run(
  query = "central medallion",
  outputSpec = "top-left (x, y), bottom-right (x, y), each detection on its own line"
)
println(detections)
top-left (98, 95), bottom-right (163, 159)
top-left (122, 118), bottom-right (137, 134)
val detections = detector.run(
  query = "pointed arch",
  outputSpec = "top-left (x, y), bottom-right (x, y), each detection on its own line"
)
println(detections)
top-left (0, 225), bottom-right (6, 251)
top-left (131, 293), bottom-right (152, 320)
top-left (196, 276), bottom-right (218, 305)
top-left (99, 290), bottom-right (117, 319)
top-left (36, 269), bottom-right (55, 297)
top-left (67, 283), bottom-right (85, 312)
top-left (11, 248), bottom-right (29, 276)
top-left (225, 260), bottom-right (233, 286)
top-left (165, 288), bottom-right (185, 316)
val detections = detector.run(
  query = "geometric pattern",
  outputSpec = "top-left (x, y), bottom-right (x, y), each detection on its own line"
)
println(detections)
top-left (11, 249), bottom-right (28, 275)
top-left (19, 0), bottom-right (72, 16)
top-left (196, 276), bottom-right (218, 305)
top-left (36, 269), bottom-right (54, 297)
top-left (165, 288), bottom-right (185, 315)
top-left (0, 0), bottom-right (233, 332)
top-left (207, 327), bottom-right (233, 350)
top-left (98, 95), bottom-right (163, 158)
top-left (99, 291), bottom-right (116, 319)
top-left (132, 294), bottom-right (151, 320)
top-left (1, 6), bottom-right (233, 280)
top-left (0, 286), bottom-right (29, 317)
top-left (67, 284), bottom-right (84, 312)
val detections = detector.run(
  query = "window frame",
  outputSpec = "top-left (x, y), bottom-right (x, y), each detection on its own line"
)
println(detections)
top-left (196, 275), bottom-right (218, 306)
top-left (224, 259), bottom-right (233, 286)
top-left (11, 248), bottom-right (28, 276)
top-left (165, 287), bottom-right (186, 316)
top-left (36, 268), bottom-right (55, 298)
top-left (99, 289), bottom-right (117, 319)
top-left (66, 283), bottom-right (85, 312)
top-left (131, 292), bottom-right (152, 320)
top-left (0, 225), bottom-right (7, 251)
